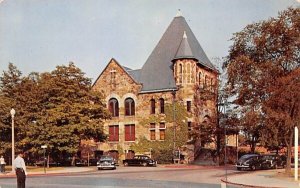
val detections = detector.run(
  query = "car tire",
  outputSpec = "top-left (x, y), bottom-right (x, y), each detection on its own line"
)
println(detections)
top-left (98, 168), bottom-right (101, 170)
top-left (142, 162), bottom-right (147, 167)
top-left (250, 165), bottom-right (256, 171)
top-left (237, 167), bottom-right (241, 171)
top-left (124, 162), bottom-right (128, 166)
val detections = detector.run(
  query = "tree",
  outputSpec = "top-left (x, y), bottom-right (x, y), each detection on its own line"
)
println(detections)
top-left (0, 62), bottom-right (109, 162)
top-left (29, 62), bottom-right (110, 161)
top-left (226, 7), bottom-right (300, 172)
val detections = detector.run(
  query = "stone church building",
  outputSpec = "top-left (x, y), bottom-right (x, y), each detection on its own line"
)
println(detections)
top-left (92, 12), bottom-right (218, 163)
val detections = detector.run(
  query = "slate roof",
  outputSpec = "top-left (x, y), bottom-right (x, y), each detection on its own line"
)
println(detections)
top-left (126, 69), bottom-right (141, 82)
top-left (173, 31), bottom-right (198, 61)
top-left (137, 15), bottom-right (216, 93)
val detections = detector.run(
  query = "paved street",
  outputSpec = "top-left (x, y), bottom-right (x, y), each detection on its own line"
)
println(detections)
top-left (0, 166), bottom-right (235, 188)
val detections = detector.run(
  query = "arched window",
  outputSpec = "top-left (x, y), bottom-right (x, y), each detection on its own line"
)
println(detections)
top-left (159, 98), bottom-right (165, 114)
top-left (109, 98), bottom-right (119, 117)
top-left (179, 64), bottom-right (183, 83)
top-left (198, 72), bottom-right (202, 86)
top-left (125, 98), bottom-right (135, 116)
top-left (150, 99), bottom-right (155, 114)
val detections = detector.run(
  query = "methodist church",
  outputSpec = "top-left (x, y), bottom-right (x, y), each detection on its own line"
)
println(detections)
top-left (92, 11), bottom-right (218, 163)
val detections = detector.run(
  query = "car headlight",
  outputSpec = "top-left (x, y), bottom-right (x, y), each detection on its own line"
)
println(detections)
top-left (244, 160), bottom-right (250, 165)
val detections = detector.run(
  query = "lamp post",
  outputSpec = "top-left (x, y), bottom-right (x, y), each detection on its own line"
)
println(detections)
top-left (10, 108), bottom-right (15, 173)
top-left (172, 90), bottom-right (176, 164)
top-left (41, 145), bottom-right (47, 174)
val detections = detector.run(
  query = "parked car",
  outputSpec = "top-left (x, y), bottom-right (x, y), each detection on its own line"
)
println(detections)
top-left (88, 158), bottom-right (98, 166)
top-left (236, 154), bottom-right (262, 171)
top-left (261, 154), bottom-right (286, 169)
top-left (75, 159), bottom-right (87, 167)
top-left (97, 156), bottom-right (116, 170)
top-left (123, 155), bottom-right (157, 167)
top-left (35, 158), bottom-right (61, 167)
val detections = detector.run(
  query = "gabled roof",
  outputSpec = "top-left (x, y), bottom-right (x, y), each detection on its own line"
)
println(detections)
top-left (92, 58), bottom-right (140, 87)
top-left (138, 15), bottom-right (216, 92)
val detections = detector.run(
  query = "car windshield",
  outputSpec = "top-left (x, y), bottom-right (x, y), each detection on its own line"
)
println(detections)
top-left (100, 156), bottom-right (113, 161)
top-left (239, 155), bottom-right (257, 162)
top-left (262, 155), bottom-right (276, 160)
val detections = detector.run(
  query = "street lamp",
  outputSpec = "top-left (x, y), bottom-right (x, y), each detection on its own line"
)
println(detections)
top-left (10, 108), bottom-right (15, 173)
top-left (41, 145), bottom-right (47, 174)
top-left (172, 90), bottom-right (176, 164)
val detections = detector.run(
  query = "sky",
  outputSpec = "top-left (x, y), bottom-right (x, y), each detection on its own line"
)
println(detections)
top-left (0, 0), bottom-right (299, 82)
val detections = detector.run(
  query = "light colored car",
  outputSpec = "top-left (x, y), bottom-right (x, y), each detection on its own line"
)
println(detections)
top-left (97, 156), bottom-right (116, 170)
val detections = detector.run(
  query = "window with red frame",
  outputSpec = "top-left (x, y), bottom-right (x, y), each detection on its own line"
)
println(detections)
top-left (109, 125), bottom-right (119, 141)
top-left (125, 98), bottom-right (135, 116)
top-left (109, 98), bottom-right (119, 117)
top-left (159, 122), bottom-right (166, 140)
top-left (150, 123), bottom-right (156, 140)
top-left (125, 124), bottom-right (135, 141)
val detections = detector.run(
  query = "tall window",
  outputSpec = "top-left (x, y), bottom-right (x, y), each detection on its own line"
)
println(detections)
top-left (159, 123), bottom-right (166, 140)
top-left (187, 63), bottom-right (191, 83)
top-left (150, 99), bottom-right (155, 114)
top-left (110, 69), bottom-right (116, 87)
top-left (198, 72), bottom-right (202, 86)
top-left (179, 64), bottom-right (183, 83)
top-left (150, 123), bottom-right (156, 140)
top-left (204, 75), bottom-right (208, 88)
top-left (109, 125), bottom-right (119, 141)
top-left (109, 98), bottom-right (119, 117)
top-left (125, 124), bottom-right (135, 141)
top-left (125, 98), bottom-right (135, 116)
top-left (159, 98), bottom-right (165, 114)
top-left (187, 101), bottom-right (191, 112)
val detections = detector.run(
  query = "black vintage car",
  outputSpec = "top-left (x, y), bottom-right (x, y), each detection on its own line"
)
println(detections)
top-left (236, 154), bottom-right (262, 171)
top-left (123, 155), bottom-right (157, 167)
top-left (236, 154), bottom-right (286, 171)
top-left (97, 156), bottom-right (116, 170)
top-left (261, 154), bottom-right (286, 169)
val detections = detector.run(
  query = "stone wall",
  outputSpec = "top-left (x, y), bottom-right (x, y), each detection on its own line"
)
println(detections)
top-left (92, 58), bottom-right (218, 162)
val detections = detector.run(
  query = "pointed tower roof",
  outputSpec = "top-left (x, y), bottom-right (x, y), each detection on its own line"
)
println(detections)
top-left (138, 14), bottom-right (216, 93)
top-left (173, 31), bottom-right (198, 61)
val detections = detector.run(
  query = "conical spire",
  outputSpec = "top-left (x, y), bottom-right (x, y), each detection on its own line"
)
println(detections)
top-left (138, 15), bottom-right (215, 92)
top-left (173, 31), bottom-right (197, 61)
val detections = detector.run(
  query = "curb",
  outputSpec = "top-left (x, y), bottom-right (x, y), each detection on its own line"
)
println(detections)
top-left (220, 178), bottom-right (285, 188)
top-left (0, 169), bottom-right (95, 179)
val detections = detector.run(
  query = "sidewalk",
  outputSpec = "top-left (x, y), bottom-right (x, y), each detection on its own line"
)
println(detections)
top-left (0, 167), bottom-right (94, 178)
top-left (225, 169), bottom-right (300, 188)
